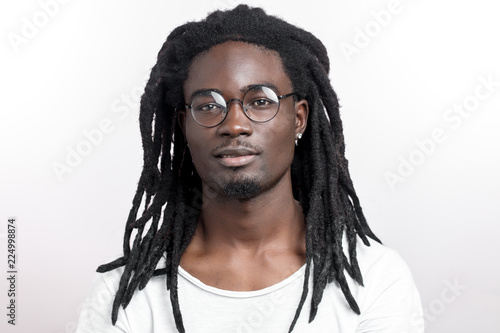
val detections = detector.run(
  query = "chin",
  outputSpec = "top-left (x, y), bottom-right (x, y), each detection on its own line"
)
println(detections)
top-left (223, 178), bottom-right (262, 199)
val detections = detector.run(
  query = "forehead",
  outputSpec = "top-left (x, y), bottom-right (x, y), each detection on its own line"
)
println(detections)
top-left (183, 41), bottom-right (292, 98)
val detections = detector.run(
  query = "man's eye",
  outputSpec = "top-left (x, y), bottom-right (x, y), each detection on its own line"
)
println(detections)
top-left (196, 104), bottom-right (223, 112)
top-left (250, 99), bottom-right (274, 108)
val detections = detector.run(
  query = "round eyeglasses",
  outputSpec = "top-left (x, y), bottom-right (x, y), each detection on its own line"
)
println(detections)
top-left (185, 85), bottom-right (296, 128)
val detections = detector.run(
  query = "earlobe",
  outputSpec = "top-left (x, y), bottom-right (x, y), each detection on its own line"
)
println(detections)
top-left (295, 99), bottom-right (309, 136)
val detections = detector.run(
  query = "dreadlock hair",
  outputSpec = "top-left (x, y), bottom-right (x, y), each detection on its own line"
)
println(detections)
top-left (97, 4), bottom-right (381, 333)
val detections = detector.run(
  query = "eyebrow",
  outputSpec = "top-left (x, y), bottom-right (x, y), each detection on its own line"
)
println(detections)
top-left (187, 83), bottom-right (280, 102)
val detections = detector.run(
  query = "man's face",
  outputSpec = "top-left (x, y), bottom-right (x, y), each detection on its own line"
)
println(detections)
top-left (181, 41), bottom-right (308, 200)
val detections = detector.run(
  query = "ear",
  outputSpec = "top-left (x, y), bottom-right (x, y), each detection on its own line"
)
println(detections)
top-left (294, 99), bottom-right (309, 137)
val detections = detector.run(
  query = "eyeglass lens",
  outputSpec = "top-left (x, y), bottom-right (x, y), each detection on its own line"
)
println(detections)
top-left (190, 86), bottom-right (280, 127)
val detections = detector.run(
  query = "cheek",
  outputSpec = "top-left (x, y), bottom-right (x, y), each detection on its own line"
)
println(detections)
top-left (264, 118), bottom-right (296, 164)
top-left (185, 118), bottom-right (207, 147)
top-left (187, 144), bottom-right (208, 170)
top-left (185, 124), bottom-right (209, 165)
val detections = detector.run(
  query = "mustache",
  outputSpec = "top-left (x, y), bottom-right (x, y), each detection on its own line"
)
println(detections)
top-left (211, 139), bottom-right (263, 156)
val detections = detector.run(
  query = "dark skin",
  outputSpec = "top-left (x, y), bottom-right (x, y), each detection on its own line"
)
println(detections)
top-left (179, 41), bottom-right (309, 291)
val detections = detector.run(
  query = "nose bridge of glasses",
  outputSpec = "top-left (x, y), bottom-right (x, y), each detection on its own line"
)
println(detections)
top-left (226, 98), bottom-right (245, 109)
top-left (224, 98), bottom-right (248, 115)
top-left (217, 96), bottom-right (254, 133)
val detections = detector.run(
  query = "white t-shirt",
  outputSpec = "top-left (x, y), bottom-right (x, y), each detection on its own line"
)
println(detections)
top-left (76, 238), bottom-right (424, 332)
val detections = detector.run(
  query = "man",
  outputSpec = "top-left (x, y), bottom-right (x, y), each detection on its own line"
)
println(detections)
top-left (77, 5), bottom-right (423, 332)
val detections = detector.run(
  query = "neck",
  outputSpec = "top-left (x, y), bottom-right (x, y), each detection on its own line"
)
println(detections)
top-left (197, 173), bottom-right (305, 252)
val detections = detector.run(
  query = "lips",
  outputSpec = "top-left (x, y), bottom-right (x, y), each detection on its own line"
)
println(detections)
top-left (214, 147), bottom-right (260, 168)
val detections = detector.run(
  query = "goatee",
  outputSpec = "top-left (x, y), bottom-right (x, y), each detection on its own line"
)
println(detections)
top-left (223, 178), bottom-right (261, 199)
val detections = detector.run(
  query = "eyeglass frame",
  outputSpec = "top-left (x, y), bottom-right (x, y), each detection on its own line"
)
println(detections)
top-left (184, 85), bottom-right (297, 128)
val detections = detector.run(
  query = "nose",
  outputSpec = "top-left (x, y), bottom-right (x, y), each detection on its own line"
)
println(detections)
top-left (217, 99), bottom-right (253, 137)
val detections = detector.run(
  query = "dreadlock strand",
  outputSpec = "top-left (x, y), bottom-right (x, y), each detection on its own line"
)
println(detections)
top-left (138, 190), bottom-right (177, 290)
top-left (96, 257), bottom-right (126, 273)
top-left (309, 191), bottom-right (333, 322)
top-left (122, 184), bottom-right (146, 257)
top-left (168, 196), bottom-right (189, 332)
top-left (289, 108), bottom-right (324, 327)
top-left (111, 224), bottom-right (145, 324)
top-left (301, 99), bottom-right (329, 323)
top-left (288, 256), bottom-right (312, 332)
top-left (346, 223), bottom-right (364, 285)
top-left (122, 213), bottom-right (161, 305)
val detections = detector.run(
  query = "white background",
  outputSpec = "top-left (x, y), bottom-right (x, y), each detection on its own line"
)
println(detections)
top-left (1, 0), bottom-right (499, 332)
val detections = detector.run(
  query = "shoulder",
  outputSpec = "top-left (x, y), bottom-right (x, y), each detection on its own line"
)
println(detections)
top-left (75, 266), bottom-right (128, 332)
top-left (76, 260), bottom-right (175, 333)
top-left (94, 265), bottom-right (125, 292)
top-left (347, 238), bottom-right (425, 332)
top-left (355, 238), bottom-right (414, 282)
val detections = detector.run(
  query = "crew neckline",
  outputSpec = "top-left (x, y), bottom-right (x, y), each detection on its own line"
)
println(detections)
top-left (178, 264), bottom-right (307, 298)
